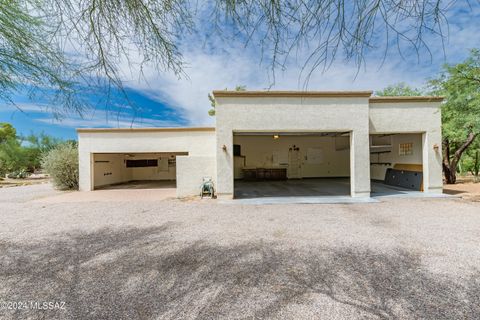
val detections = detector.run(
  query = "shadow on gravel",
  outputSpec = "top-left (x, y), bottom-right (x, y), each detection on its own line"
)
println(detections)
top-left (0, 225), bottom-right (479, 319)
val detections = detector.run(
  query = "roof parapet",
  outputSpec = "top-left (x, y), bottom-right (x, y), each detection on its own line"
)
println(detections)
top-left (369, 96), bottom-right (444, 103)
top-left (212, 90), bottom-right (373, 98)
top-left (76, 127), bottom-right (215, 133)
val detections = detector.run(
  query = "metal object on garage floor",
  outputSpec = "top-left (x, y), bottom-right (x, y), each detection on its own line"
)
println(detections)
top-left (384, 168), bottom-right (423, 191)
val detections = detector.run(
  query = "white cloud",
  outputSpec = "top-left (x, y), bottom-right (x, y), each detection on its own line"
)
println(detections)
top-left (1, 102), bottom-right (180, 129)
top-left (119, 43), bottom-right (434, 126)
top-left (34, 106), bottom-right (181, 128)
top-left (85, 1), bottom-right (480, 126)
top-left (2, 102), bottom-right (52, 113)
top-left (35, 116), bottom-right (179, 128)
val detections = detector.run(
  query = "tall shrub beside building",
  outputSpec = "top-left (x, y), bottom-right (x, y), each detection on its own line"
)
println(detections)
top-left (42, 142), bottom-right (79, 190)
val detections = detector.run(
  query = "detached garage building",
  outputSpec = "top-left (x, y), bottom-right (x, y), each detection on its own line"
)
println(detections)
top-left (78, 91), bottom-right (443, 198)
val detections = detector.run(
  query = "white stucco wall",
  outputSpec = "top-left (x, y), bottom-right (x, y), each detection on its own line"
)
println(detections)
top-left (176, 156), bottom-right (216, 197)
top-left (127, 153), bottom-right (177, 181)
top-left (93, 153), bottom-right (132, 187)
top-left (214, 96), bottom-right (371, 197)
top-left (370, 134), bottom-right (424, 180)
top-left (369, 102), bottom-right (443, 193)
top-left (78, 128), bottom-right (216, 193)
top-left (234, 135), bottom-right (350, 178)
top-left (92, 153), bottom-right (178, 188)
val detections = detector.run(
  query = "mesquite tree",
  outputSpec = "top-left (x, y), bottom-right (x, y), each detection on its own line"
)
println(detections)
top-left (375, 83), bottom-right (424, 97)
top-left (0, 0), bottom-right (476, 116)
top-left (430, 50), bottom-right (480, 184)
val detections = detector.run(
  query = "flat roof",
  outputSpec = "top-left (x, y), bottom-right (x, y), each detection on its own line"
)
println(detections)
top-left (370, 96), bottom-right (444, 103)
top-left (76, 127), bottom-right (215, 133)
top-left (212, 90), bottom-right (443, 102)
top-left (212, 90), bottom-right (373, 98)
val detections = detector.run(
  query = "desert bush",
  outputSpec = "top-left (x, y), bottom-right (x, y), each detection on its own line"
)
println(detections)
top-left (7, 169), bottom-right (28, 179)
top-left (41, 142), bottom-right (78, 190)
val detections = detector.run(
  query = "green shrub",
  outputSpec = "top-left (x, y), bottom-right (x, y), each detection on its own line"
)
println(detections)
top-left (7, 169), bottom-right (28, 179)
top-left (41, 142), bottom-right (78, 190)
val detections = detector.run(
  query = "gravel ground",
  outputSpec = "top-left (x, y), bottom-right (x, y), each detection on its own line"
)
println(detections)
top-left (0, 182), bottom-right (60, 203)
top-left (0, 184), bottom-right (479, 319)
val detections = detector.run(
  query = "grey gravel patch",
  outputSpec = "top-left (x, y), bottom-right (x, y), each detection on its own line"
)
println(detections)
top-left (0, 183), bottom-right (62, 203)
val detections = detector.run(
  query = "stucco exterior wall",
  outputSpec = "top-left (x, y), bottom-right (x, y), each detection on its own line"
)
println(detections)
top-left (78, 129), bottom-right (216, 192)
top-left (92, 153), bottom-right (178, 188)
top-left (215, 96), bottom-right (371, 197)
top-left (93, 153), bottom-right (132, 188)
top-left (369, 102), bottom-right (443, 193)
top-left (370, 134), bottom-right (424, 180)
top-left (176, 156), bottom-right (216, 197)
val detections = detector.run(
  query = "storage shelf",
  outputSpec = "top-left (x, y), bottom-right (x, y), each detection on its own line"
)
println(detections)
top-left (370, 145), bottom-right (392, 148)
top-left (370, 162), bottom-right (392, 166)
top-left (370, 150), bottom-right (392, 155)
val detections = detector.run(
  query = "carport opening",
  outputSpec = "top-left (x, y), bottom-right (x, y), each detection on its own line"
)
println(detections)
top-left (233, 132), bottom-right (351, 198)
top-left (370, 133), bottom-right (424, 196)
top-left (92, 152), bottom-right (187, 190)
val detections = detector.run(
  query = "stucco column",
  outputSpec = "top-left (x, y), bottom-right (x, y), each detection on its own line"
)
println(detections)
top-left (215, 129), bottom-right (234, 198)
top-left (78, 151), bottom-right (93, 191)
top-left (350, 130), bottom-right (371, 197)
top-left (422, 131), bottom-right (443, 193)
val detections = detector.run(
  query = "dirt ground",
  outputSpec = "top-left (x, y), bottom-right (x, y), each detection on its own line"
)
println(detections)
top-left (443, 176), bottom-right (480, 201)
top-left (0, 174), bottom-right (50, 188)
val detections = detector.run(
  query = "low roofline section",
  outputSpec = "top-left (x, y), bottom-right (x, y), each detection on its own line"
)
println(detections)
top-left (212, 90), bottom-right (443, 102)
top-left (369, 96), bottom-right (444, 103)
top-left (76, 127), bottom-right (216, 133)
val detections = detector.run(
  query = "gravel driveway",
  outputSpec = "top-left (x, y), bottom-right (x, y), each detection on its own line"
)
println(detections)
top-left (0, 184), bottom-right (479, 319)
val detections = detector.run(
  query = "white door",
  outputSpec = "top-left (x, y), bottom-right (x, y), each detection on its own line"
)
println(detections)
top-left (288, 148), bottom-right (302, 179)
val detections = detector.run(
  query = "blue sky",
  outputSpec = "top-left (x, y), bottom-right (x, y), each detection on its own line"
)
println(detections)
top-left (0, 87), bottom-right (188, 140)
top-left (1, 1), bottom-right (480, 140)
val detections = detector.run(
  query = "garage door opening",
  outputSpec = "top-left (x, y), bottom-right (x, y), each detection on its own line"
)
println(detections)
top-left (370, 133), bottom-right (424, 196)
top-left (92, 152), bottom-right (187, 190)
top-left (233, 132), bottom-right (351, 198)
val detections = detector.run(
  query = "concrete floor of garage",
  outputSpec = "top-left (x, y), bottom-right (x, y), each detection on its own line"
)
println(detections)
top-left (90, 179), bottom-right (436, 204)
top-left (95, 180), bottom-right (176, 190)
top-left (234, 178), bottom-right (418, 199)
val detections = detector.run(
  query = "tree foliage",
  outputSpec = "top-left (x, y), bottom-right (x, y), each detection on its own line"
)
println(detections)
top-left (460, 140), bottom-right (480, 179)
top-left (0, 137), bottom-right (25, 176)
top-left (0, 123), bottom-right (16, 143)
top-left (217, 1), bottom-right (453, 83)
top-left (375, 83), bottom-right (423, 96)
top-left (0, 0), bottom-right (82, 116)
top-left (0, 0), bottom-right (473, 116)
top-left (0, 123), bottom-right (62, 176)
top-left (430, 49), bottom-right (480, 183)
